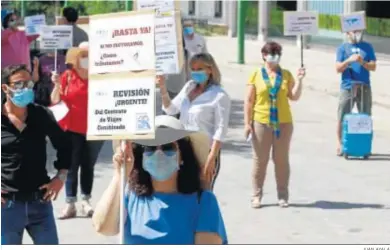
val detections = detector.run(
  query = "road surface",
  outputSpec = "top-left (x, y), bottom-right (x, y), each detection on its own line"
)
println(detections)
top-left (24, 36), bottom-right (390, 244)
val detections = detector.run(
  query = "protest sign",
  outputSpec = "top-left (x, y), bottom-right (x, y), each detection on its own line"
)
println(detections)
top-left (87, 11), bottom-right (156, 141)
top-left (87, 75), bottom-right (156, 140)
top-left (283, 11), bottom-right (318, 67)
top-left (283, 11), bottom-right (319, 36)
top-left (88, 11), bottom-right (156, 74)
top-left (24, 14), bottom-right (46, 36)
top-left (135, 1), bottom-right (183, 75)
top-left (341, 11), bottom-right (366, 33)
top-left (40, 25), bottom-right (73, 49)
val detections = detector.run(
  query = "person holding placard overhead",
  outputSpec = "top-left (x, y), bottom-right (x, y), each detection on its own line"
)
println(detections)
top-left (51, 43), bottom-right (104, 219)
top-left (244, 41), bottom-right (306, 208)
top-left (335, 20), bottom-right (377, 156)
top-left (1, 10), bottom-right (39, 71)
top-left (158, 53), bottom-right (231, 191)
top-left (92, 115), bottom-right (228, 244)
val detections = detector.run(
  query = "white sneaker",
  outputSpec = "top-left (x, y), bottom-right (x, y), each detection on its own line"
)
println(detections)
top-left (278, 199), bottom-right (289, 208)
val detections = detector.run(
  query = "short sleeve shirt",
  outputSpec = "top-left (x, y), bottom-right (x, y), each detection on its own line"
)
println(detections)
top-left (336, 42), bottom-right (376, 90)
top-left (123, 190), bottom-right (228, 244)
top-left (248, 67), bottom-right (294, 124)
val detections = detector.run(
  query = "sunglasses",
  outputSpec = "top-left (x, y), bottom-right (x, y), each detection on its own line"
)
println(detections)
top-left (9, 80), bottom-right (34, 90)
top-left (143, 143), bottom-right (176, 157)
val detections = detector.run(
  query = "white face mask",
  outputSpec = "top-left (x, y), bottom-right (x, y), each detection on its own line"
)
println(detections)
top-left (79, 58), bottom-right (89, 69)
top-left (265, 54), bottom-right (280, 64)
top-left (8, 20), bottom-right (17, 28)
top-left (349, 31), bottom-right (363, 43)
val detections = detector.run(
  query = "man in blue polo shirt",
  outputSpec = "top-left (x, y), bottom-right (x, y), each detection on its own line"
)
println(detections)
top-left (335, 29), bottom-right (377, 156)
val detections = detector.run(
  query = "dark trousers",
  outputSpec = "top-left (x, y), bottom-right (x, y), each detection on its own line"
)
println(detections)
top-left (65, 131), bottom-right (103, 203)
top-left (1, 198), bottom-right (58, 244)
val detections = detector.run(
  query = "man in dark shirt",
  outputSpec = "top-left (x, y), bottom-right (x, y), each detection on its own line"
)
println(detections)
top-left (1, 64), bottom-right (71, 245)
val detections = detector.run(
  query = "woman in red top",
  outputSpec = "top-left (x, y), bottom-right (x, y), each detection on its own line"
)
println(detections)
top-left (51, 45), bottom-right (103, 219)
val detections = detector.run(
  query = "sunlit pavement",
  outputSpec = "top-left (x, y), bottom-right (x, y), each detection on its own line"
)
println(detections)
top-left (24, 36), bottom-right (390, 244)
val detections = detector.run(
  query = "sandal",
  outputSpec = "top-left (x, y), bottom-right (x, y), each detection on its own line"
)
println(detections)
top-left (251, 197), bottom-right (262, 209)
top-left (81, 200), bottom-right (94, 217)
top-left (58, 204), bottom-right (77, 220)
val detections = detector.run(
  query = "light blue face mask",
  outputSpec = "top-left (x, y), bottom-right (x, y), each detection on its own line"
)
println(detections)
top-left (9, 87), bottom-right (35, 107)
top-left (183, 26), bottom-right (194, 36)
top-left (191, 70), bottom-right (208, 84)
top-left (142, 150), bottom-right (179, 181)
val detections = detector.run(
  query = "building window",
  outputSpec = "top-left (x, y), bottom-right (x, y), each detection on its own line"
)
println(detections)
top-left (214, 1), bottom-right (223, 18)
top-left (188, 1), bottom-right (195, 15)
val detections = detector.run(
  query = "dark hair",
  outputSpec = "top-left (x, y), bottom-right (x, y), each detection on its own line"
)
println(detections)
top-left (261, 41), bottom-right (283, 56)
top-left (1, 64), bottom-right (29, 85)
top-left (62, 7), bottom-right (78, 23)
top-left (2, 13), bottom-right (14, 29)
top-left (129, 138), bottom-right (202, 196)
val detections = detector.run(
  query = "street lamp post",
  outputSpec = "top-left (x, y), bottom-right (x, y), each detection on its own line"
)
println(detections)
top-left (237, 0), bottom-right (247, 64)
top-left (20, 0), bottom-right (26, 18)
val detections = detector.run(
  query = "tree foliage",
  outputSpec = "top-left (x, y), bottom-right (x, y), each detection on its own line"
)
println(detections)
top-left (4, 0), bottom-right (126, 23)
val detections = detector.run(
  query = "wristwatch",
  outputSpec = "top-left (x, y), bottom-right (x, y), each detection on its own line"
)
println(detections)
top-left (56, 172), bottom-right (67, 182)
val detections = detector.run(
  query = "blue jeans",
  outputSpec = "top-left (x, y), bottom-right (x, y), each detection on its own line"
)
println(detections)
top-left (1, 200), bottom-right (59, 244)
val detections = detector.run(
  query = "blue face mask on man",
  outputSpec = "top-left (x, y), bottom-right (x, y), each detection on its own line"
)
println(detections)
top-left (183, 26), bottom-right (194, 36)
top-left (191, 70), bottom-right (208, 84)
top-left (8, 87), bottom-right (35, 107)
top-left (143, 150), bottom-right (179, 181)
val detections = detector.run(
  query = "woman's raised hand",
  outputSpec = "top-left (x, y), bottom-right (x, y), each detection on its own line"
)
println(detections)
top-left (297, 67), bottom-right (306, 80)
top-left (156, 75), bottom-right (166, 89)
top-left (51, 71), bottom-right (60, 86)
top-left (113, 140), bottom-right (134, 172)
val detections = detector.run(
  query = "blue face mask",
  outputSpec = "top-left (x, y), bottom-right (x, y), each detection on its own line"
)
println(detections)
top-left (183, 27), bottom-right (194, 36)
top-left (143, 150), bottom-right (179, 181)
top-left (9, 88), bottom-right (34, 107)
top-left (191, 70), bottom-right (208, 84)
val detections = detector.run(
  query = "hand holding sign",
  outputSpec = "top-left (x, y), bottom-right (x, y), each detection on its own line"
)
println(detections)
top-left (347, 54), bottom-right (363, 64)
top-left (51, 71), bottom-right (60, 85)
top-left (297, 67), bottom-right (306, 80)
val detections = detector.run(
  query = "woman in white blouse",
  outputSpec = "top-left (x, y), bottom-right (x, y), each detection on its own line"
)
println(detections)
top-left (158, 53), bottom-right (231, 190)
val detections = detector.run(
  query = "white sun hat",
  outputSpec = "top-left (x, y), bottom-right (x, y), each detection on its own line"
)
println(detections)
top-left (113, 115), bottom-right (210, 167)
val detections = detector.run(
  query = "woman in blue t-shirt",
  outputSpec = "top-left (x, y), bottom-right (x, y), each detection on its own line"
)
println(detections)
top-left (92, 115), bottom-right (228, 244)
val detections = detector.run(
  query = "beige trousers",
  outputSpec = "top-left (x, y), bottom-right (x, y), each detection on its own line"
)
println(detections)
top-left (251, 122), bottom-right (293, 200)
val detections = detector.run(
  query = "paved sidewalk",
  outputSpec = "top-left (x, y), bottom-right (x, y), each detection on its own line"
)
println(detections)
top-left (23, 36), bottom-right (390, 245)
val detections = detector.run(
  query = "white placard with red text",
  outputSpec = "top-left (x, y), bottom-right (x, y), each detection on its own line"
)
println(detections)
top-left (88, 12), bottom-right (156, 74)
